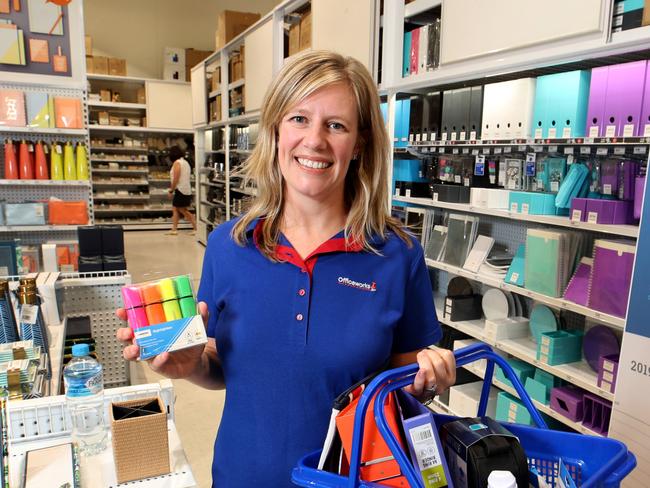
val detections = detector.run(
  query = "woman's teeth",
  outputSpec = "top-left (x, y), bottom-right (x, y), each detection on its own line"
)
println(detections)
top-left (297, 157), bottom-right (332, 169)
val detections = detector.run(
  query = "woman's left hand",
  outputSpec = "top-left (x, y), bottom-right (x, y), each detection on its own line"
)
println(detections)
top-left (403, 347), bottom-right (456, 401)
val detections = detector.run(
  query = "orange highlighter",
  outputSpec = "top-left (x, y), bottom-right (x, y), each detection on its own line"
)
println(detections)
top-left (142, 284), bottom-right (166, 326)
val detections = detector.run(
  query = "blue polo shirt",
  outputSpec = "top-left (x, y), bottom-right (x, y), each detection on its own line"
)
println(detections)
top-left (197, 218), bottom-right (440, 488)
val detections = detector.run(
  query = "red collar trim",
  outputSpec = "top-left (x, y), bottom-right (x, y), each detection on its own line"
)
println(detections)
top-left (252, 220), bottom-right (364, 275)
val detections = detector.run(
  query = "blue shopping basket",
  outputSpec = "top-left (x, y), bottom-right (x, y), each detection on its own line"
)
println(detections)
top-left (292, 343), bottom-right (636, 488)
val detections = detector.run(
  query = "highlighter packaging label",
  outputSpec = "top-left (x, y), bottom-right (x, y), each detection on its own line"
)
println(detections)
top-left (134, 315), bottom-right (207, 360)
top-left (121, 274), bottom-right (204, 360)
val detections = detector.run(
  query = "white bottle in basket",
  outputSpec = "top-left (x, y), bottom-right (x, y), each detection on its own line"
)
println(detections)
top-left (487, 470), bottom-right (517, 488)
top-left (64, 344), bottom-right (107, 455)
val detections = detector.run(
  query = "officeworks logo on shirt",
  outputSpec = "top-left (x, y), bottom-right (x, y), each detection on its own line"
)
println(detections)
top-left (337, 276), bottom-right (377, 292)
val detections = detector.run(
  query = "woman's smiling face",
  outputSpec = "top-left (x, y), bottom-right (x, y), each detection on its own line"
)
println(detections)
top-left (277, 82), bottom-right (360, 205)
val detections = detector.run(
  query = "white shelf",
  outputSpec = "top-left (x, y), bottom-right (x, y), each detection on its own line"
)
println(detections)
top-left (92, 168), bottom-right (149, 175)
top-left (90, 125), bottom-right (194, 134)
top-left (87, 73), bottom-right (148, 83)
top-left (395, 196), bottom-right (640, 239)
top-left (0, 126), bottom-right (86, 136)
top-left (149, 178), bottom-right (170, 183)
top-left (91, 146), bottom-right (149, 152)
top-left (0, 225), bottom-right (79, 232)
top-left (200, 199), bottom-right (226, 208)
top-left (228, 79), bottom-right (245, 90)
top-left (436, 345), bottom-right (604, 436)
top-left (426, 258), bottom-right (626, 329)
top-left (94, 207), bottom-right (173, 214)
top-left (93, 179), bottom-right (148, 186)
top-left (200, 181), bottom-right (225, 188)
top-left (88, 101), bottom-right (146, 109)
top-left (0, 179), bottom-right (90, 186)
top-left (93, 194), bottom-right (150, 201)
top-left (404, 0), bottom-right (441, 18)
top-left (230, 186), bottom-right (257, 197)
top-left (434, 301), bottom-right (614, 401)
top-left (90, 158), bottom-right (148, 164)
top-left (208, 89), bottom-right (221, 98)
top-left (95, 220), bottom-right (192, 230)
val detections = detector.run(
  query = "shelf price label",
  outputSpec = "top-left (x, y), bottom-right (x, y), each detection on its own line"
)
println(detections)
top-left (596, 147), bottom-right (608, 156)
top-left (634, 146), bottom-right (647, 155)
top-left (494, 147), bottom-right (502, 154)
top-left (614, 147), bottom-right (625, 155)
top-left (580, 146), bottom-right (591, 155)
top-left (504, 147), bottom-right (512, 153)
top-left (564, 147), bottom-right (574, 155)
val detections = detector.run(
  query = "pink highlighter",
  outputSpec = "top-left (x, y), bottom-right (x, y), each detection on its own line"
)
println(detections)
top-left (121, 286), bottom-right (149, 330)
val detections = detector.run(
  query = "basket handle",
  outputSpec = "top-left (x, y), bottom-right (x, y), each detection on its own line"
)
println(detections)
top-left (346, 343), bottom-right (547, 488)
top-left (604, 452), bottom-right (636, 486)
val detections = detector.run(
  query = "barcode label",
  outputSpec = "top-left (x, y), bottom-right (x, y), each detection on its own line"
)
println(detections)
top-left (20, 305), bottom-right (38, 325)
top-left (510, 272), bottom-right (519, 283)
top-left (580, 146), bottom-right (591, 154)
top-left (534, 128), bottom-right (543, 139)
top-left (588, 212), bottom-right (599, 223)
top-left (623, 124), bottom-right (635, 138)
top-left (589, 126), bottom-right (599, 138)
top-left (571, 210), bottom-right (582, 222)
top-left (408, 424), bottom-right (442, 472)
top-left (459, 131), bottom-right (466, 140)
top-left (469, 131), bottom-right (477, 140)
top-left (605, 125), bottom-right (616, 138)
top-left (548, 127), bottom-right (557, 138)
top-left (562, 127), bottom-right (572, 138)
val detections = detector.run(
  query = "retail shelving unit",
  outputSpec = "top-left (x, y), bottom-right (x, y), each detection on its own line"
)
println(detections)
top-left (189, 0), bottom-right (650, 477)
top-left (87, 75), bottom-right (195, 230)
top-left (191, 0), bottom-right (377, 245)
top-left (375, 1), bottom-right (650, 482)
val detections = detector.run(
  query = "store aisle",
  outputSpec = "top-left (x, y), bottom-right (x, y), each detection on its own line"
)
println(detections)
top-left (124, 230), bottom-right (223, 488)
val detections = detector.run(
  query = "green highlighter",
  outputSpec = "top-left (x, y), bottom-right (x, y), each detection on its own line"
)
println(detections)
top-left (174, 276), bottom-right (197, 318)
top-left (159, 278), bottom-right (183, 321)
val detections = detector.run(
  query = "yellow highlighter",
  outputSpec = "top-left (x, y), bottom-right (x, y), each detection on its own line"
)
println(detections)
top-left (159, 278), bottom-right (182, 321)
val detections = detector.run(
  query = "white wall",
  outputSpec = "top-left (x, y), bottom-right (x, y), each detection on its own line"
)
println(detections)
top-left (83, 0), bottom-right (281, 79)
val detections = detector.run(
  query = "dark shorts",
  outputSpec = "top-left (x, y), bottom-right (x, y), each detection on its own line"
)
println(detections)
top-left (172, 190), bottom-right (192, 208)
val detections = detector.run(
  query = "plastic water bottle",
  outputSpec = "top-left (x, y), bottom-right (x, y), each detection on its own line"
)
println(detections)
top-left (64, 344), bottom-right (107, 455)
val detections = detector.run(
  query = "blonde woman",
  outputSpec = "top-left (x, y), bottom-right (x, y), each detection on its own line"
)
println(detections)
top-left (118, 50), bottom-right (455, 487)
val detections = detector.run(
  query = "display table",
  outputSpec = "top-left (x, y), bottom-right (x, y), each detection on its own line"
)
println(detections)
top-left (7, 380), bottom-right (196, 487)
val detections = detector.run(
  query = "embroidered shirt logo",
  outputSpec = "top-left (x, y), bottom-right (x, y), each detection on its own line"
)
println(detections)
top-left (338, 276), bottom-right (377, 292)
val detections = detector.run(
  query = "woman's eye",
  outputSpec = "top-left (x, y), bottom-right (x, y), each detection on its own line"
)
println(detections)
top-left (329, 122), bottom-right (345, 130)
top-left (290, 115), bottom-right (306, 124)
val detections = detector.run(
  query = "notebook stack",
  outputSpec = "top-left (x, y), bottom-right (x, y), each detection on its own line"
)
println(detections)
top-left (524, 228), bottom-right (584, 298)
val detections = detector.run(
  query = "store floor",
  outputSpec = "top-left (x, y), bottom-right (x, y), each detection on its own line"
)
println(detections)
top-left (124, 230), bottom-right (221, 488)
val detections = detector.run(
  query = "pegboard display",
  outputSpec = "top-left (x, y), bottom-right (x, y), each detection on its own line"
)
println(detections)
top-left (0, 80), bottom-right (94, 231)
top-left (60, 273), bottom-right (130, 388)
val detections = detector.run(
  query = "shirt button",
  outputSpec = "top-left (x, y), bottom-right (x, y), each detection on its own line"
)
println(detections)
top-left (296, 313), bottom-right (304, 321)
top-left (298, 289), bottom-right (306, 296)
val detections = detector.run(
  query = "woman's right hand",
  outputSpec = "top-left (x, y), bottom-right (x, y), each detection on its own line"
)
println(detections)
top-left (116, 301), bottom-right (210, 380)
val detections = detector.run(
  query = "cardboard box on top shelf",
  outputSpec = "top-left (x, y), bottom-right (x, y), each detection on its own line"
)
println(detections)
top-left (288, 23), bottom-right (300, 56)
top-left (137, 87), bottom-right (146, 104)
top-left (163, 47), bottom-right (185, 65)
top-left (93, 56), bottom-right (109, 74)
top-left (215, 10), bottom-right (261, 50)
top-left (141, 116), bottom-right (147, 127)
top-left (100, 89), bottom-right (112, 102)
top-left (643, 0), bottom-right (650, 25)
top-left (185, 48), bottom-right (212, 69)
top-left (299, 11), bottom-right (312, 51)
top-left (109, 58), bottom-right (127, 76)
top-left (85, 36), bottom-right (92, 54)
top-left (86, 55), bottom-right (94, 73)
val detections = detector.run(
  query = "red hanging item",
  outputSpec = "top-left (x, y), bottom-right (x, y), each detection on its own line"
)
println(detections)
top-left (18, 140), bottom-right (34, 179)
top-left (4, 140), bottom-right (18, 179)
top-left (34, 141), bottom-right (49, 180)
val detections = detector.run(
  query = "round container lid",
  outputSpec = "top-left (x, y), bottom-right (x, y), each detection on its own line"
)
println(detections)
top-left (482, 288), bottom-right (510, 320)
top-left (529, 305), bottom-right (558, 343)
top-left (174, 276), bottom-right (193, 298)
top-left (72, 343), bottom-right (89, 357)
top-left (488, 470), bottom-right (517, 488)
top-left (583, 325), bottom-right (620, 372)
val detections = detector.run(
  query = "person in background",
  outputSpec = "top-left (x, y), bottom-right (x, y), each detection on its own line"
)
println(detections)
top-left (166, 145), bottom-right (196, 235)
top-left (118, 50), bottom-right (456, 487)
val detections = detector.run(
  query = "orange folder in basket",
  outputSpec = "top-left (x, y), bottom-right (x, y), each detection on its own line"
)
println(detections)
top-left (335, 390), bottom-right (408, 486)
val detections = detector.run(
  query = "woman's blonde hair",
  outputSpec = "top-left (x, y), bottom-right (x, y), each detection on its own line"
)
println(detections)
top-left (232, 49), bottom-right (410, 258)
